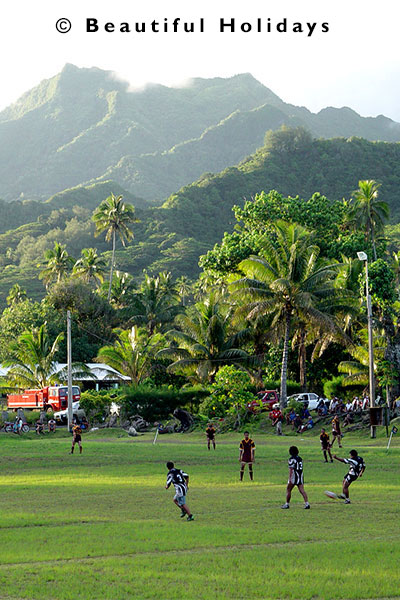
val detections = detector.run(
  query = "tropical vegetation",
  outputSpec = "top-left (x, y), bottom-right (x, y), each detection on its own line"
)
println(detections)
top-left (1, 126), bottom-right (400, 422)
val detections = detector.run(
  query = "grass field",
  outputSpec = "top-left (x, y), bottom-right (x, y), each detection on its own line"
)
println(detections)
top-left (0, 428), bottom-right (399, 600)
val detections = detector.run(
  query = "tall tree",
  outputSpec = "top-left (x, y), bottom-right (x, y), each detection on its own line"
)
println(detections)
top-left (129, 272), bottom-right (181, 335)
top-left (351, 180), bottom-right (389, 261)
top-left (92, 193), bottom-right (139, 301)
top-left (6, 284), bottom-right (27, 306)
top-left (3, 324), bottom-right (64, 389)
top-left (100, 270), bottom-right (136, 309)
top-left (72, 248), bottom-right (108, 287)
top-left (176, 275), bottom-right (192, 306)
top-left (39, 242), bottom-right (75, 288)
top-left (96, 326), bottom-right (164, 385)
top-left (158, 295), bottom-right (251, 383)
top-left (230, 221), bottom-right (340, 407)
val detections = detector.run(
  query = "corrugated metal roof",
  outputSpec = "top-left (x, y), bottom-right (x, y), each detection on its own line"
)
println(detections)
top-left (0, 363), bottom-right (131, 382)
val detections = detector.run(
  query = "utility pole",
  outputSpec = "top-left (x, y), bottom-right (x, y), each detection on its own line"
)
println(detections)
top-left (67, 310), bottom-right (73, 432)
top-left (357, 251), bottom-right (376, 438)
top-left (365, 259), bottom-right (376, 439)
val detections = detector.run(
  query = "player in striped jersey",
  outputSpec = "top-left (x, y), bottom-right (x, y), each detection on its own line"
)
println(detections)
top-left (281, 446), bottom-right (310, 509)
top-left (165, 461), bottom-right (194, 521)
top-left (333, 449), bottom-right (365, 503)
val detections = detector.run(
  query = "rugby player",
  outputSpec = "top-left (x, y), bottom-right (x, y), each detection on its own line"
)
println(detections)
top-left (239, 431), bottom-right (255, 481)
top-left (206, 423), bottom-right (216, 450)
top-left (320, 428), bottom-right (333, 463)
top-left (165, 461), bottom-right (194, 521)
top-left (331, 415), bottom-right (343, 447)
top-left (70, 422), bottom-right (83, 454)
top-left (333, 449), bottom-right (366, 503)
top-left (281, 445), bottom-right (310, 509)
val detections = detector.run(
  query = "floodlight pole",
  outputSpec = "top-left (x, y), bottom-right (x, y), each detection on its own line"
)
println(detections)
top-left (357, 252), bottom-right (376, 438)
top-left (67, 310), bottom-right (73, 433)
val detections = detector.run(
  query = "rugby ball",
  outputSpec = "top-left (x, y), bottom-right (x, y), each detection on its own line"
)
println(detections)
top-left (324, 490), bottom-right (338, 500)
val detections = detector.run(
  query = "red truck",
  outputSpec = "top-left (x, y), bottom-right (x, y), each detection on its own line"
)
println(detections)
top-left (7, 385), bottom-right (80, 412)
top-left (247, 390), bottom-right (280, 413)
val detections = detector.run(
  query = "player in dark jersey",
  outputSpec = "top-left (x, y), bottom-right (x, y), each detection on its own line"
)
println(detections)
top-left (70, 423), bottom-right (83, 454)
top-left (320, 428), bottom-right (333, 463)
top-left (239, 431), bottom-right (255, 481)
top-left (281, 446), bottom-right (310, 509)
top-left (333, 449), bottom-right (365, 503)
top-left (165, 461), bottom-right (194, 521)
top-left (206, 423), bottom-right (216, 450)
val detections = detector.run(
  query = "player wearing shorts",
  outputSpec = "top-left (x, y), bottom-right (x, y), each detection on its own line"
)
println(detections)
top-left (165, 461), bottom-right (194, 521)
top-left (239, 431), bottom-right (255, 480)
top-left (331, 415), bottom-right (342, 447)
top-left (206, 423), bottom-right (216, 450)
top-left (281, 446), bottom-right (310, 509)
top-left (70, 423), bottom-right (83, 454)
top-left (320, 428), bottom-right (333, 463)
top-left (333, 449), bottom-right (365, 504)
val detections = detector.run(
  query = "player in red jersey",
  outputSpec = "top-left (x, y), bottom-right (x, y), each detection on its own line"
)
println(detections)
top-left (206, 423), bottom-right (216, 450)
top-left (239, 431), bottom-right (255, 481)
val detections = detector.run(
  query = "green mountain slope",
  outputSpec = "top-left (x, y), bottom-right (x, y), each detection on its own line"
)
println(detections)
top-left (1, 65), bottom-right (400, 204)
top-left (1, 133), bottom-right (400, 309)
top-left (0, 66), bottom-right (277, 202)
top-left (0, 181), bottom-right (142, 236)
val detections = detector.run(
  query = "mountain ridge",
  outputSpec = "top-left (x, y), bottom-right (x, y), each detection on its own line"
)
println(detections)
top-left (1, 64), bottom-right (400, 204)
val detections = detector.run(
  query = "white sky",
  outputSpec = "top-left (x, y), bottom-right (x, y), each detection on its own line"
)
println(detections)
top-left (1, 0), bottom-right (400, 120)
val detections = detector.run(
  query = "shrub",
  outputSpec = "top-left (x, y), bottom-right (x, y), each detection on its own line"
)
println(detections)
top-left (323, 376), bottom-right (346, 399)
top-left (209, 366), bottom-right (255, 411)
top-left (80, 389), bottom-right (123, 423)
top-left (119, 384), bottom-right (209, 421)
top-left (285, 399), bottom-right (304, 415)
top-left (199, 395), bottom-right (229, 419)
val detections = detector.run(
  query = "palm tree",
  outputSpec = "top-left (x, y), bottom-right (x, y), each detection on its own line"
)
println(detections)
top-left (39, 242), bottom-right (75, 288)
top-left (338, 329), bottom-right (384, 386)
top-left (96, 326), bottom-right (164, 385)
top-left (391, 251), bottom-right (400, 292)
top-left (129, 272), bottom-right (181, 335)
top-left (100, 270), bottom-right (136, 308)
top-left (3, 324), bottom-right (64, 389)
top-left (176, 276), bottom-right (192, 306)
top-left (6, 284), bottom-right (27, 306)
top-left (73, 248), bottom-right (107, 287)
top-left (230, 221), bottom-right (340, 407)
top-left (92, 193), bottom-right (139, 301)
top-left (158, 295), bottom-right (251, 383)
top-left (350, 180), bottom-right (389, 261)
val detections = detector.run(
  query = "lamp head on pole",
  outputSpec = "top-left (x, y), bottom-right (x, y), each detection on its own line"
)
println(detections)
top-left (357, 251), bottom-right (368, 262)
